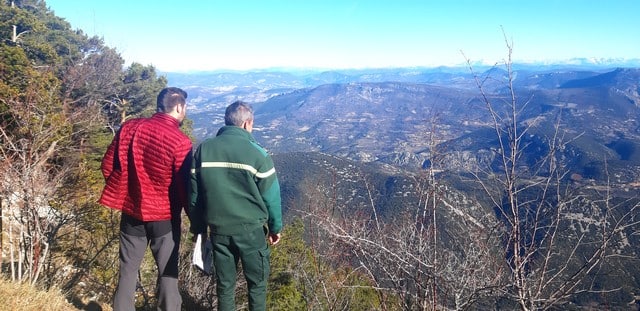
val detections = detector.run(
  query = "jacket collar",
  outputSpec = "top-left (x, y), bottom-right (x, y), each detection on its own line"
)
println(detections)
top-left (217, 125), bottom-right (253, 140)
top-left (152, 112), bottom-right (181, 128)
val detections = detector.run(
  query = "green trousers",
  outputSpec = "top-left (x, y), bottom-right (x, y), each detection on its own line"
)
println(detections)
top-left (211, 226), bottom-right (271, 311)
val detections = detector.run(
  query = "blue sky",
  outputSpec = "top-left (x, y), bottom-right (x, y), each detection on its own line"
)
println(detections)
top-left (46, 0), bottom-right (639, 72)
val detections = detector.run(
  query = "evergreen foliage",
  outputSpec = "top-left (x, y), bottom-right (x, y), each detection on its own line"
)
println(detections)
top-left (267, 219), bottom-right (309, 310)
top-left (0, 1), bottom-right (177, 307)
top-left (268, 219), bottom-right (384, 310)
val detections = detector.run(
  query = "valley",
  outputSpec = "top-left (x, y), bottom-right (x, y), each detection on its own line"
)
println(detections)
top-left (170, 65), bottom-right (640, 308)
top-left (177, 66), bottom-right (640, 186)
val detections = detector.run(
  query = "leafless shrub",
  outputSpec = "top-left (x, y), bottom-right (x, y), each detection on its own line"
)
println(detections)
top-left (462, 29), bottom-right (639, 310)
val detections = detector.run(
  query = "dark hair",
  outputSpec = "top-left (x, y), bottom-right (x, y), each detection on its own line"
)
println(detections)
top-left (156, 87), bottom-right (187, 112)
top-left (225, 101), bottom-right (253, 126)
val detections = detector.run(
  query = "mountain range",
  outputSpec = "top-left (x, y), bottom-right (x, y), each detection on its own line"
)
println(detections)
top-left (169, 62), bottom-right (640, 307)
top-left (175, 64), bottom-right (640, 187)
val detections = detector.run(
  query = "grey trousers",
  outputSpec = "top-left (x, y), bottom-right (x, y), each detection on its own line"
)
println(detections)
top-left (113, 228), bottom-right (182, 311)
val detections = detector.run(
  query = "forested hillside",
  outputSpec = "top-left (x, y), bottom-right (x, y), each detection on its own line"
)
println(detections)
top-left (0, 0), bottom-right (171, 309)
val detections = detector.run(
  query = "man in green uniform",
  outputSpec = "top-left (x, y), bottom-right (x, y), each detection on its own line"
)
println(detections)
top-left (190, 100), bottom-right (282, 311)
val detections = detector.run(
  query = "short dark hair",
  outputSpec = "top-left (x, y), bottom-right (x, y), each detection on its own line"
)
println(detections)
top-left (157, 87), bottom-right (187, 112)
top-left (225, 101), bottom-right (253, 126)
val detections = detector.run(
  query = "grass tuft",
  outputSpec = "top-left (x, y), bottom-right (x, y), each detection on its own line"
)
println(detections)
top-left (0, 278), bottom-right (79, 311)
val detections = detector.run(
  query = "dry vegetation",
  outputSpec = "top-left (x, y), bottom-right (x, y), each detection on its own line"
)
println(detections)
top-left (0, 278), bottom-right (82, 311)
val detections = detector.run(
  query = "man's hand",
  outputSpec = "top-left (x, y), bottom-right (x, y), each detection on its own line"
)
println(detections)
top-left (268, 232), bottom-right (281, 245)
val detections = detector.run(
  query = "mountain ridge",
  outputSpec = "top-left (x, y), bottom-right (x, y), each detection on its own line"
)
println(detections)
top-left (185, 67), bottom-right (640, 186)
top-left (163, 57), bottom-right (640, 76)
top-left (177, 64), bottom-right (640, 308)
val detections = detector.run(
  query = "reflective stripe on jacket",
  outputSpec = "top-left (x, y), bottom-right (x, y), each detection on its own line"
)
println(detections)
top-left (190, 126), bottom-right (282, 236)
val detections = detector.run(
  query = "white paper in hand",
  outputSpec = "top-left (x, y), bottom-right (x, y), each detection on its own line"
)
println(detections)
top-left (192, 233), bottom-right (213, 274)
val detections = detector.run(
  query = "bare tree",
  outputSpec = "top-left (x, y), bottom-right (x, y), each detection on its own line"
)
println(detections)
top-left (0, 67), bottom-right (74, 284)
top-left (294, 113), bottom-right (508, 310)
top-left (285, 31), bottom-right (639, 310)
top-left (0, 45), bottom-right (119, 305)
top-left (462, 30), bottom-right (640, 310)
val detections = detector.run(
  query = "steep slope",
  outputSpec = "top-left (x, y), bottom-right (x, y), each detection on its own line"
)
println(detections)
top-left (251, 71), bottom-right (640, 183)
top-left (252, 82), bottom-right (481, 167)
top-left (182, 66), bottom-right (640, 309)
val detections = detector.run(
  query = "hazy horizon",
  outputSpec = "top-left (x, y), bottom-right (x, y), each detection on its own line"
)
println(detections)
top-left (46, 0), bottom-right (640, 73)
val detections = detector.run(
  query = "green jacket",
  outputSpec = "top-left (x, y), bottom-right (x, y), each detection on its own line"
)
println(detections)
top-left (189, 126), bottom-right (282, 236)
